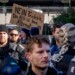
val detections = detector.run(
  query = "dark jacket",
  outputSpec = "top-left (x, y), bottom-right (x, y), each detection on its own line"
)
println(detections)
top-left (0, 56), bottom-right (21, 75)
top-left (0, 42), bottom-right (27, 72)
top-left (52, 47), bottom-right (75, 75)
top-left (23, 66), bottom-right (57, 75)
top-left (67, 56), bottom-right (75, 75)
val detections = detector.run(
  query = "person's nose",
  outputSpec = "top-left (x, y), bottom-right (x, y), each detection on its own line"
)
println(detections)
top-left (44, 51), bottom-right (49, 58)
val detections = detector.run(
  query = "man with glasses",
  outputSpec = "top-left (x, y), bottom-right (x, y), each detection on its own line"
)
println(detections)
top-left (9, 28), bottom-right (27, 71)
top-left (9, 28), bottom-right (20, 44)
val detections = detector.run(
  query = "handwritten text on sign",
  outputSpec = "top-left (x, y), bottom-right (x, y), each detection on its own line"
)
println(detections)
top-left (10, 4), bottom-right (44, 31)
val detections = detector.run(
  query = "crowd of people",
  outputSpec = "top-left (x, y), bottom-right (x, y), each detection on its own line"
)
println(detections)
top-left (0, 23), bottom-right (75, 75)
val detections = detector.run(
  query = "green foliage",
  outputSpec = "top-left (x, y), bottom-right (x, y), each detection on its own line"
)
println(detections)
top-left (53, 7), bottom-right (75, 25)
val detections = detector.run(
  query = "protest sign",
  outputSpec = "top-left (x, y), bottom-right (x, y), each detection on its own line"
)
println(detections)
top-left (10, 3), bottom-right (44, 34)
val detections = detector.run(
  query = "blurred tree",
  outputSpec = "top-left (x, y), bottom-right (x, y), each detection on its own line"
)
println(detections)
top-left (53, 7), bottom-right (75, 25)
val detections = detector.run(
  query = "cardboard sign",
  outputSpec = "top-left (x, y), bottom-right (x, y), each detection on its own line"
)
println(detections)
top-left (10, 3), bottom-right (44, 34)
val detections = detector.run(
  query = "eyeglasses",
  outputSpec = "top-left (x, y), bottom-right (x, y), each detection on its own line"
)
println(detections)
top-left (10, 33), bottom-right (19, 36)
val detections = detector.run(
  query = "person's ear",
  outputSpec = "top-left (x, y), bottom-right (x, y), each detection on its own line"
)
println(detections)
top-left (25, 52), bottom-right (32, 61)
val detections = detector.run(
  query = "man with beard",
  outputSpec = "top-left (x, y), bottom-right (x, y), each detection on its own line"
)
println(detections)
top-left (0, 25), bottom-right (27, 75)
top-left (9, 28), bottom-right (20, 44)
top-left (9, 28), bottom-right (27, 71)
top-left (24, 36), bottom-right (57, 75)
top-left (50, 24), bottom-right (62, 56)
